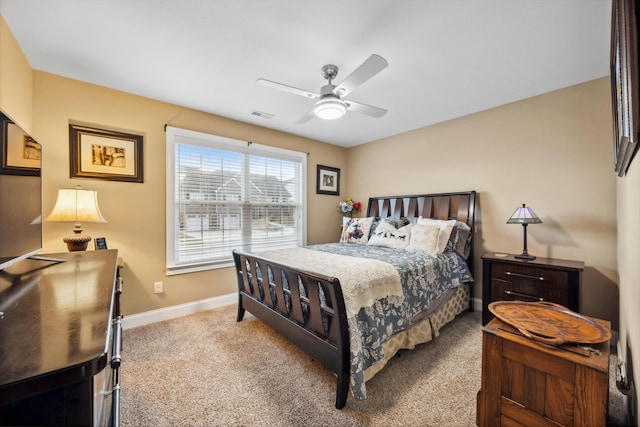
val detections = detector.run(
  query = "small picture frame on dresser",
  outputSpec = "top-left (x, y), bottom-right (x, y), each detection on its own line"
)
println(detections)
top-left (94, 237), bottom-right (108, 250)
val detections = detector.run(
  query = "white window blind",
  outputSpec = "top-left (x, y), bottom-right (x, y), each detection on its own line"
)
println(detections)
top-left (166, 126), bottom-right (306, 274)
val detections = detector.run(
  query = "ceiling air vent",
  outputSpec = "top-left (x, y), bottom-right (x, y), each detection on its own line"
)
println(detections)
top-left (250, 110), bottom-right (274, 120)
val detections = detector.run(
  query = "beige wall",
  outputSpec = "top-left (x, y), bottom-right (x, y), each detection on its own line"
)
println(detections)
top-left (0, 15), bottom-right (32, 131)
top-left (30, 71), bottom-right (347, 315)
top-left (347, 78), bottom-right (619, 328)
top-left (617, 158), bottom-right (640, 421)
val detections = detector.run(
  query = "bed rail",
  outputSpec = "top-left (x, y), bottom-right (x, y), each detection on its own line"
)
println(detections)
top-left (233, 249), bottom-right (350, 409)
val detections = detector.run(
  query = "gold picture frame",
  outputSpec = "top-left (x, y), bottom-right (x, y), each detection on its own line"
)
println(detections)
top-left (70, 124), bottom-right (144, 183)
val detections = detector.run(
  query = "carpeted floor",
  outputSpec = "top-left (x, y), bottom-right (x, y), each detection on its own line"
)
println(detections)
top-left (120, 304), bottom-right (627, 426)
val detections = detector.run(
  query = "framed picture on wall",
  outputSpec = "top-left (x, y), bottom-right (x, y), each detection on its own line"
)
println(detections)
top-left (316, 164), bottom-right (340, 195)
top-left (611, 0), bottom-right (640, 177)
top-left (69, 124), bottom-right (144, 183)
top-left (0, 112), bottom-right (41, 176)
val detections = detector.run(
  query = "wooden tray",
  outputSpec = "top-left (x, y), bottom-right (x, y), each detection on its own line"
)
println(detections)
top-left (488, 301), bottom-right (611, 346)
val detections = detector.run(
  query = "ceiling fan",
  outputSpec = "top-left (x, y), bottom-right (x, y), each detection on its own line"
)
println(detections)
top-left (257, 54), bottom-right (389, 123)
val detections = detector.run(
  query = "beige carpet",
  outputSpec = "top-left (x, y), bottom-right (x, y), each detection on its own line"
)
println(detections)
top-left (121, 304), bottom-right (627, 426)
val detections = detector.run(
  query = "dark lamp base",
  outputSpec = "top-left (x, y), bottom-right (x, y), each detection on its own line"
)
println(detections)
top-left (515, 253), bottom-right (536, 260)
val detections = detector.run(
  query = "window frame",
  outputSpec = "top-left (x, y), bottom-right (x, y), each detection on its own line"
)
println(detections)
top-left (166, 126), bottom-right (307, 275)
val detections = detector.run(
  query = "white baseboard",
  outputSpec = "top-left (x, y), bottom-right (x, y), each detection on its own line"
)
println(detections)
top-left (472, 297), bottom-right (482, 312)
top-left (122, 293), bottom-right (236, 330)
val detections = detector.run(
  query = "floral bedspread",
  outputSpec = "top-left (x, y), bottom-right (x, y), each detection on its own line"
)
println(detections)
top-left (256, 247), bottom-right (403, 319)
top-left (306, 243), bottom-right (473, 401)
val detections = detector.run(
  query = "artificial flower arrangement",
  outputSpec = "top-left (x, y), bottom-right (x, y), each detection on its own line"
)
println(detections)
top-left (337, 197), bottom-right (362, 216)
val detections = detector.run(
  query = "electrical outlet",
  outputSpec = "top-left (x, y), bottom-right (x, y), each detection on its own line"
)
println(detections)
top-left (153, 281), bottom-right (163, 294)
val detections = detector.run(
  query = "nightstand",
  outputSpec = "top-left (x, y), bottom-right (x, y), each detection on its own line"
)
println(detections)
top-left (481, 253), bottom-right (584, 325)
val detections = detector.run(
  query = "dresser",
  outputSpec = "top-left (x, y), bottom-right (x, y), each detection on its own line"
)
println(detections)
top-left (482, 253), bottom-right (584, 325)
top-left (477, 317), bottom-right (610, 427)
top-left (0, 250), bottom-right (122, 426)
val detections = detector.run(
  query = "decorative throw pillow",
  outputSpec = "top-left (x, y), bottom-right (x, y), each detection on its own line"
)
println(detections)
top-left (407, 224), bottom-right (440, 255)
top-left (416, 217), bottom-right (457, 254)
top-left (446, 221), bottom-right (473, 258)
top-left (369, 218), bottom-right (381, 236)
top-left (340, 217), bottom-right (375, 244)
top-left (367, 221), bottom-right (413, 249)
top-left (384, 217), bottom-right (410, 229)
top-left (369, 217), bottom-right (409, 237)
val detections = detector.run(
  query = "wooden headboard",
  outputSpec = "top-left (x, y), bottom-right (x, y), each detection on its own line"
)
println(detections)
top-left (366, 191), bottom-right (476, 229)
top-left (366, 191), bottom-right (477, 275)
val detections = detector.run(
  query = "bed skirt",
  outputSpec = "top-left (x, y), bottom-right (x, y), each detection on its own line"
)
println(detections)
top-left (363, 284), bottom-right (471, 382)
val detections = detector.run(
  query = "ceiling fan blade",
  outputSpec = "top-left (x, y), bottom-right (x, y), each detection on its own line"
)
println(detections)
top-left (295, 108), bottom-right (316, 124)
top-left (345, 100), bottom-right (388, 118)
top-left (333, 54), bottom-right (388, 97)
top-left (256, 78), bottom-right (319, 100)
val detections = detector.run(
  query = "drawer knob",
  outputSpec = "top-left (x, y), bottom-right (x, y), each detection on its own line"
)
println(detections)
top-left (505, 271), bottom-right (544, 281)
top-left (505, 290), bottom-right (544, 301)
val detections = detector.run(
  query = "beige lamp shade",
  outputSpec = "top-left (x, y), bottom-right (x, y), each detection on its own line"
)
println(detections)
top-left (46, 186), bottom-right (106, 251)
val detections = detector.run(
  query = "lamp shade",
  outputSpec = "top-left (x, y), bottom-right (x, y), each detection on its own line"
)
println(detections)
top-left (507, 203), bottom-right (541, 260)
top-left (45, 186), bottom-right (106, 251)
top-left (314, 98), bottom-right (347, 120)
top-left (506, 204), bottom-right (542, 225)
top-left (46, 187), bottom-right (107, 223)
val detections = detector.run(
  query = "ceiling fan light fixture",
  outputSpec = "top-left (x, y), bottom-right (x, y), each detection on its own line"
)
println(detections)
top-left (314, 98), bottom-right (347, 120)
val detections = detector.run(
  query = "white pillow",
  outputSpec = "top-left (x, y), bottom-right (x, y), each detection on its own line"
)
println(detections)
top-left (340, 217), bottom-right (375, 244)
top-left (407, 224), bottom-right (440, 255)
top-left (416, 217), bottom-right (456, 254)
top-left (367, 221), bottom-right (413, 249)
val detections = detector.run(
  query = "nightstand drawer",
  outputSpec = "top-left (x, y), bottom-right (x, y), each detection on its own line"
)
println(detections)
top-left (491, 278), bottom-right (569, 306)
top-left (481, 253), bottom-right (584, 325)
top-left (490, 262), bottom-right (568, 288)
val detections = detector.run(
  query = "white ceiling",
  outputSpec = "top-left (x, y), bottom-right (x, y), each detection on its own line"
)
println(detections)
top-left (0, 0), bottom-right (612, 148)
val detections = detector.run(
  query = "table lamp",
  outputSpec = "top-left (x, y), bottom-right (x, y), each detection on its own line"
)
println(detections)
top-left (45, 185), bottom-right (107, 251)
top-left (507, 203), bottom-right (542, 260)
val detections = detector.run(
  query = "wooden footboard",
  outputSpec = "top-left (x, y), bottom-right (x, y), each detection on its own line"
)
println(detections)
top-left (233, 249), bottom-right (351, 409)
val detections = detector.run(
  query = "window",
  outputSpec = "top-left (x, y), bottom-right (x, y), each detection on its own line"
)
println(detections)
top-left (166, 126), bottom-right (306, 274)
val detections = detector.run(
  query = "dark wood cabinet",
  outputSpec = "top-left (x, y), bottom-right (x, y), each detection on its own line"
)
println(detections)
top-left (482, 253), bottom-right (584, 325)
top-left (0, 250), bottom-right (122, 426)
top-left (477, 317), bottom-right (610, 426)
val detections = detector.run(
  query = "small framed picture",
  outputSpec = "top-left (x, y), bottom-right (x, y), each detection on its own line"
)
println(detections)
top-left (316, 164), bottom-right (340, 195)
top-left (94, 237), bottom-right (108, 250)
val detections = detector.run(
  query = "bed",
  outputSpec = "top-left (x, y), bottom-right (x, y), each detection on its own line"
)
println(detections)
top-left (233, 191), bottom-right (476, 408)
